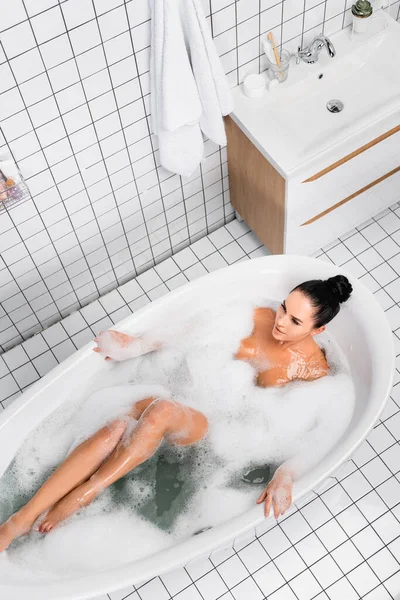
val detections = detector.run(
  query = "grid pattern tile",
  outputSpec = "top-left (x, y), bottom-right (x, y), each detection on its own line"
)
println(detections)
top-left (0, 0), bottom-right (233, 352)
top-left (2, 208), bottom-right (400, 600)
top-left (1, 0), bottom-right (399, 352)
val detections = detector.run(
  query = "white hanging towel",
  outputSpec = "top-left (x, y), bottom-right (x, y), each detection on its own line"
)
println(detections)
top-left (183, 0), bottom-right (234, 146)
top-left (150, 0), bottom-right (204, 177)
top-left (150, 0), bottom-right (233, 177)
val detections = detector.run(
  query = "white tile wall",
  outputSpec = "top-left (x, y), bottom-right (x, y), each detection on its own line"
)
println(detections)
top-left (0, 0), bottom-right (399, 355)
top-left (0, 0), bottom-right (234, 352)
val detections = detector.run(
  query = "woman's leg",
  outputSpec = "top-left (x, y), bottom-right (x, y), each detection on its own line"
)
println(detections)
top-left (0, 417), bottom-right (130, 552)
top-left (0, 398), bottom-right (207, 549)
top-left (39, 399), bottom-right (208, 532)
top-left (0, 397), bottom-right (161, 552)
top-left (0, 396), bottom-right (159, 552)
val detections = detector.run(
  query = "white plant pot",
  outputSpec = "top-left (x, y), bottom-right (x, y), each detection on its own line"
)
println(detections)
top-left (352, 12), bottom-right (372, 33)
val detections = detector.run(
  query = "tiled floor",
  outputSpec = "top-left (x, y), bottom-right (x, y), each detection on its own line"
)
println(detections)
top-left (2, 209), bottom-right (400, 600)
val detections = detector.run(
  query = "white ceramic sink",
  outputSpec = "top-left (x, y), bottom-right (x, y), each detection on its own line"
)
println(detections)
top-left (231, 12), bottom-right (400, 175)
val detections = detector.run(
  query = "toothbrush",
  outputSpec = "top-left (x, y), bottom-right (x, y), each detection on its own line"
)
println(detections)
top-left (267, 32), bottom-right (281, 67)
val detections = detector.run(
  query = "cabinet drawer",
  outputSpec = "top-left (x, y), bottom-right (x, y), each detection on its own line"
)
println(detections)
top-left (286, 126), bottom-right (400, 229)
top-left (285, 167), bottom-right (400, 255)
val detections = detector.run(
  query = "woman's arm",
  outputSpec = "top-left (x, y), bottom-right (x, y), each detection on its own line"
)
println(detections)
top-left (94, 330), bottom-right (162, 362)
top-left (257, 374), bottom-right (354, 517)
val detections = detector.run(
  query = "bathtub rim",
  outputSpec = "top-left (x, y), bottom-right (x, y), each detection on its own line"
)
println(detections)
top-left (0, 254), bottom-right (395, 600)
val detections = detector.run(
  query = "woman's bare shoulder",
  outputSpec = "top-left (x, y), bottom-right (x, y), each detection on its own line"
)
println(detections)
top-left (301, 337), bottom-right (328, 363)
top-left (288, 340), bottom-right (329, 383)
top-left (300, 349), bottom-right (329, 382)
top-left (254, 306), bottom-right (275, 321)
top-left (312, 342), bottom-right (329, 371)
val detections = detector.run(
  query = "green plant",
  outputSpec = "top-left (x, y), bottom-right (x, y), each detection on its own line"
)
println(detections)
top-left (352, 0), bottom-right (373, 17)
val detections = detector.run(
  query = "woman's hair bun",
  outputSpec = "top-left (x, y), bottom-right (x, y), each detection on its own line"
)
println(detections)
top-left (325, 275), bottom-right (353, 304)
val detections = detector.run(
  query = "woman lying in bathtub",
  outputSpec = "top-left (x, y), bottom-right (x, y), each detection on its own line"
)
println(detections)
top-left (0, 274), bottom-right (352, 551)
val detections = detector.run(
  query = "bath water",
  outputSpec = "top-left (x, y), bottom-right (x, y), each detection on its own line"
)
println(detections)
top-left (0, 283), bottom-right (355, 578)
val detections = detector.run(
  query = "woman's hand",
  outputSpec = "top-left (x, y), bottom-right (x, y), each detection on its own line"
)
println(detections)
top-left (256, 468), bottom-right (293, 519)
top-left (93, 330), bottom-right (139, 362)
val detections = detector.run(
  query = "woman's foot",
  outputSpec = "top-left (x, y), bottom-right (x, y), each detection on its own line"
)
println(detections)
top-left (39, 481), bottom-right (99, 533)
top-left (0, 511), bottom-right (34, 551)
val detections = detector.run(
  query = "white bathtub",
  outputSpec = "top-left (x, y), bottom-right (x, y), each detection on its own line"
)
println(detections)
top-left (0, 255), bottom-right (394, 600)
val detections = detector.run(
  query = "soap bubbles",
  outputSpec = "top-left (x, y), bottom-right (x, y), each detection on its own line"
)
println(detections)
top-left (0, 281), bottom-right (354, 581)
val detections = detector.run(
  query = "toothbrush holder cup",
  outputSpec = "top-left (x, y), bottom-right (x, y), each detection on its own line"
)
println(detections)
top-left (266, 49), bottom-right (292, 83)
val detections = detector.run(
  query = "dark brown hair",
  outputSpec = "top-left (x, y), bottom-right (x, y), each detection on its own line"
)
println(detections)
top-left (292, 275), bottom-right (353, 328)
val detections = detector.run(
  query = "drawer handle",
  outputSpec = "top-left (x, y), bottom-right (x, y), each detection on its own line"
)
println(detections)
top-left (301, 165), bottom-right (400, 226)
top-left (302, 124), bottom-right (400, 183)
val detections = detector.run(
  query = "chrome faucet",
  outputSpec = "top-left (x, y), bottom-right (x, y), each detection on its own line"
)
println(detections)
top-left (296, 34), bottom-right (336, 64)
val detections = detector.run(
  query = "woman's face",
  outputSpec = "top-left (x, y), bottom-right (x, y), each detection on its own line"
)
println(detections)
top-left (272, 290), bottom-right (325, 342)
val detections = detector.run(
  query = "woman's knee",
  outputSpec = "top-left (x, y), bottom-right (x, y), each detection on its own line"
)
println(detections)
top-left (190, 410), bottom-right (208, 441)
top-left (196, 412), bottom-right (209, 439)
top-left (167, 409), bottom-right (208, 446)
top-left (103, 419), bottom-right (127, 443)
top-left (144, 398), bottom-right (177, 424)
top-left (141, 398), bottom-right (208, 444)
